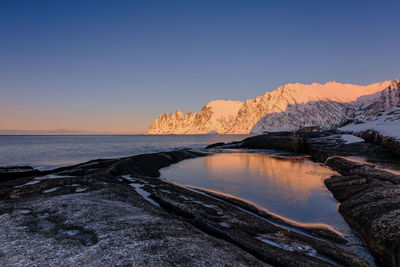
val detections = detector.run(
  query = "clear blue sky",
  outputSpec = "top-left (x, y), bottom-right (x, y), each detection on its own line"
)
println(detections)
top-left (1, 0), bottom-right (399, 133)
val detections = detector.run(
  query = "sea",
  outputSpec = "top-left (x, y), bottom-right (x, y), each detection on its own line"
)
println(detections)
top-left (0, 134), bottom-right (249, 169)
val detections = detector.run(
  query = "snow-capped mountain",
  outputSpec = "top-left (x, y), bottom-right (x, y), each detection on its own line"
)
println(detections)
top-left (251, 80), bottom-right (395, 133)
top-left (147, 79), bottom-right (397, 134)
top-left (146, 100), bottom-right (243, 134)
top-left (339, 79), bottom-right (400, 139)
top-left (356, 79), bottom-right (400, 120)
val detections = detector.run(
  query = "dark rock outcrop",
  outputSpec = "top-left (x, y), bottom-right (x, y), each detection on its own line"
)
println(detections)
top-left (205, 142), bottom-right (225, 149)
top-left (355, 130), bottom-right (400, 156)
top-left (324, 160), bottom-right (400, 267)
top-left (0, 166), bottom-right (41, 182)
top-left (238, 132), bottom-right (305, 152)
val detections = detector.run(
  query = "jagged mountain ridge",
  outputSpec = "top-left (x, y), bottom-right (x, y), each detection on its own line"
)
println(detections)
top-left (252, 79), bottom-right (399, 133)
top-left (147, 79), bottom-right (398, 134)
top-left (147, 100), bottom-right (243, 134)
top-left (356, 79), bottom-right (400, 120)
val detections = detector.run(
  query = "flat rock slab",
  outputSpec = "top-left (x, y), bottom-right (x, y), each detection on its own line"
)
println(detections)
top-left (1, 185), bottom-right (268, 266)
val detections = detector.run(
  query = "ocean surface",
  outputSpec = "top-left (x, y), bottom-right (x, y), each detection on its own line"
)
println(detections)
top-left (0, 135), bottom-right (249, 169)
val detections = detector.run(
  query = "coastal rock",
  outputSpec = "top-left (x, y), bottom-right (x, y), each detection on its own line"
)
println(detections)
top-left (355, 130), bottom-right (400, 156)
top-left (0, 166), bottom-right (41, 182)
top-left (0, 148), bottom-right (372, 266)
top-left (325, 157), bottom-right (400, 184)
top-left (0, 150), bottom-right (268, 266)
top-left (325, 171), bottom-right (400, 267)
top-left (205, 142), bottom-right (225, 149)
top-left (233, 132), bottom-right (304, 153)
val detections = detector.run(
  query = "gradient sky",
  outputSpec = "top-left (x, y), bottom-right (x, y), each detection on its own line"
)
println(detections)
top-left (1, 0), bottom-right (399, 134)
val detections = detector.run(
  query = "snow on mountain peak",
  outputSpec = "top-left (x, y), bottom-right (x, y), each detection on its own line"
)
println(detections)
top-left (146, 100), bottom-right (243, 134)
top-left (147, 79), bottom-right (398, 135)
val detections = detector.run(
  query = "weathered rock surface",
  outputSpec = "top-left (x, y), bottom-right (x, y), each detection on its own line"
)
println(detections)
top-left (324, 164), bottom-right (400, 267)
top-left (355, 130), bottom-right (400, 156)
top-left (1, 150), bottom-right (269, 266)
top-left (0, 148), bottom-right (372, 266)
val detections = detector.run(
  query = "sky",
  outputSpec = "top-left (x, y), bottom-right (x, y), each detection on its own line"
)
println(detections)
top-left (0, 0), bottom-right (399, 134)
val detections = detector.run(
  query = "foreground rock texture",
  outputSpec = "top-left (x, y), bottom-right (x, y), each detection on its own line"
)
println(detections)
top-left (325, 157), bottom-right (400, 267)
top-left (147, 79), bottom-right (399, 134)
top-left (0, 149), bottom-right (372, 266)
top-left (0, 150), bottom-right (266, 266)
top-left (209, 131), bottom-right (400, 266)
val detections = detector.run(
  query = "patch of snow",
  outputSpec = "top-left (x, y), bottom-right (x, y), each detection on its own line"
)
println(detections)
top-left (75, 187), bottom-right (88, 193)
top-left (339, 108), bottom-right (400, 141)
top-left (42, 187), bottom-right (61, 193)
top-left (14, 180), bottom-right (40, 188)
top-left (129, 183), bottom-right (144, 189)
top-left (121, 174), bottom-right (138, 182)
top-left (256, 237), bottom-right (318, 257)
top-left (192, 200), bottom-right (215, 208)
top-left (255, 236), bottom-right (293, 251)
top-left (339, 134), bottom-right (364, 144)
top-left (291, 242), bottom-right (318, 257)
top-left (134, 188), bottom-right (160, 207)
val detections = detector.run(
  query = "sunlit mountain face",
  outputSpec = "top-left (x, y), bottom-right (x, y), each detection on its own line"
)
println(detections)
top-left (161, 152), bottom-right (345, 230)
top-left (148, 80), bottom-right (396, 134)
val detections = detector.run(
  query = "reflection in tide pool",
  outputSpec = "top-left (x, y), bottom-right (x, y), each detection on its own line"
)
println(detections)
top-left (161, 152), bottom-right (344, 231)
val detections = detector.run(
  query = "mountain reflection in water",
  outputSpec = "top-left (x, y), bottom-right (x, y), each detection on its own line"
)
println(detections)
top-left (161, 152), bottom-right (344, 229)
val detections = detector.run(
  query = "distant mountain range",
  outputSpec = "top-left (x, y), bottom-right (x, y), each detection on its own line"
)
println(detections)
top-left (147, 79), bottom-right (400, 135)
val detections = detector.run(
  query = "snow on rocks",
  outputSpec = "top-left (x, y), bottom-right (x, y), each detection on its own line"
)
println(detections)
top-left (339, 134), bottom-right (365, 144)
top-left (340, 108), bottom-right (400, 141)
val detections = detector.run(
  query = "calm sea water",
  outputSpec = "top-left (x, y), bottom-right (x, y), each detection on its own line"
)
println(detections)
top-left (162, 152), bottom-right (340, 227)
top-left (0, 135), bottom-right (249, 169)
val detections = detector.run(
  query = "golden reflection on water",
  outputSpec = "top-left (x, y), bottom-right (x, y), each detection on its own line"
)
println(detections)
top-left (202, 153), bottom-right (338, 202)
top-left (162, 152), bottom-right (342, 226)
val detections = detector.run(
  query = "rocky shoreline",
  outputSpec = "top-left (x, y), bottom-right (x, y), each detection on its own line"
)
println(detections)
top-left (209, 131), bottom-right (400, 266)
top-left (1, 132), bottom-right (399, 266)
